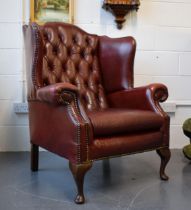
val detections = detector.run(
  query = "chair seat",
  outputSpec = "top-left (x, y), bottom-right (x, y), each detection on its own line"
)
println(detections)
top-left (88, 109), bottom-right (164, 136)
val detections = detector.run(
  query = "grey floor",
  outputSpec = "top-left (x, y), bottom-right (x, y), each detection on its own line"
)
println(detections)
top-left (0, 150), bottom-right (190, 210)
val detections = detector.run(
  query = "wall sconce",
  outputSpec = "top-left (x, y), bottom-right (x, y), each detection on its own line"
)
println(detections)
top-left (103, 0), bottom-right (140, 29)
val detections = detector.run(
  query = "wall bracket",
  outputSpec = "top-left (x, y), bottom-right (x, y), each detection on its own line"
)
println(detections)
top-left (103, 0), bottom-right (140, 29)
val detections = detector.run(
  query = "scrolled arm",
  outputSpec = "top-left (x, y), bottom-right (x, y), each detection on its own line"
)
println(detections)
top-left (107, 83), bottom-right (169, 113)
top-left (34, 82), bottom-right (94, 164)
top-left (147, 83), bottom-right (168, 103)
top-left (36, 82), bottom-right (79, 105)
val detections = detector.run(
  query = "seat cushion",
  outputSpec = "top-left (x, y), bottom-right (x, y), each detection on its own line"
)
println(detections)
top-left (87, 109), bottom-right (164, 136)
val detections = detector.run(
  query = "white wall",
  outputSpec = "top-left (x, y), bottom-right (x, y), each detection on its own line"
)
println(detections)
top-left (0, 0), bottom-right (30, 151)
top-left (0, 0), bottom-right (190, 151)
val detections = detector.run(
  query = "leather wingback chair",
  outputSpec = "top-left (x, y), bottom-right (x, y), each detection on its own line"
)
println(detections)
top-left (23, 22), bottom-right (171, 204)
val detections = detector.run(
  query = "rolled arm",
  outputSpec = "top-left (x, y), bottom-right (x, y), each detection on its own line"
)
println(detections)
top-left (147, 83), bottom-right (168, 103)
top-left (36, 82), bottom-right (79, 105)
top-left (31, 82), bottom-right (94, 164)
top-left (108, 83), bottom-right (168, 113)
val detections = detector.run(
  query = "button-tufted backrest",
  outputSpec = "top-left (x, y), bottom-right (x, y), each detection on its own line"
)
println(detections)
top-left (28, 22), bottom-right (108, 111)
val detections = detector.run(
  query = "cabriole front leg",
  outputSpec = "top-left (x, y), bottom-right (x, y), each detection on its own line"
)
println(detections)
top-left (69, 161), bottom-right (93, 204)
top-left (156, 147), bottom-right (171, 180)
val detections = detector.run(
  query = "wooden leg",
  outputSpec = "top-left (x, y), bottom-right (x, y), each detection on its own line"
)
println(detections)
top-left (156, 147), bottom-right (171, 181)
top-left (69, 161), bottom-right (93, 204)
top-left (31, 143), bottom-right (39, 172)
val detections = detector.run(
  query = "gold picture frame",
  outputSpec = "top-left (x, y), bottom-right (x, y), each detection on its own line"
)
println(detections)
top-left (30, 0), bottom-right (74, 24)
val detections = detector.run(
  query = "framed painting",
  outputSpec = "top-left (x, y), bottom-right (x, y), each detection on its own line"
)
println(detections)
top-left (30, 0), bottom-right (74, 24)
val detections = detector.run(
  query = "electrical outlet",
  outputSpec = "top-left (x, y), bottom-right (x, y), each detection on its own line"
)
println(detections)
top-left (161, 102), bottom-right (176, 113)
top-left (14, 103), bottom-right (28, 114)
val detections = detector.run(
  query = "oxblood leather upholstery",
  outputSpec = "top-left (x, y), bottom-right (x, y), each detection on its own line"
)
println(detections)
top-left (23, 21), bottom-right (170, 163)
top-left (23, 22), bottom-right (170, 203)
top-left (37, 83), bottom-right (79, 105)
top-left (88, 109), bottom-right (163, 136)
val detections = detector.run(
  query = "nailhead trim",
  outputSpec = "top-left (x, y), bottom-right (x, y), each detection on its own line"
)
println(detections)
top-left (31, 23), bottom-right (41, 88)
top-left (63, 91), bottom-right (89, 164)
top-left (73, 96), bottom-right (90, 162)
top-left (92, 146), bottom-right (169, 162)
top-left (67, 104), bottom-right (81, 163)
